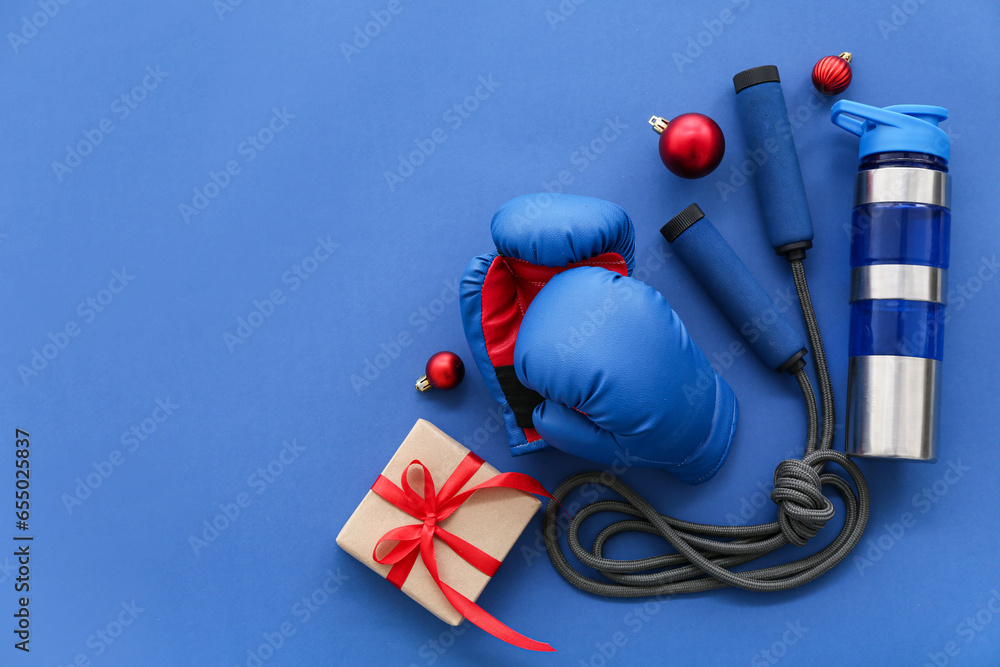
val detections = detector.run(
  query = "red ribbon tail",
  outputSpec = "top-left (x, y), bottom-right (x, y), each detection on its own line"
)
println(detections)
top-left (437, 471), bottom-right (557, 518)
top-left (437, 580), bottom-right (555, 652)
top-left (483, 472), bottom-right (570, 519)
top-left (369, 453), bottom-right (558, 651)
top-left (385, 547), bottom-right (419, 589)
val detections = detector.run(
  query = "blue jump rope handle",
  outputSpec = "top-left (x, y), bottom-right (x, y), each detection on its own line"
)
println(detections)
top-left (734, 67), bottom-right (814, 255)
top-left (662, 204), bottom-right (806, 372)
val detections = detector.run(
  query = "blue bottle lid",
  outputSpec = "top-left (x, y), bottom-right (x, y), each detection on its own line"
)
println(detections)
top-left (831, 100), bottom-right (950, 163)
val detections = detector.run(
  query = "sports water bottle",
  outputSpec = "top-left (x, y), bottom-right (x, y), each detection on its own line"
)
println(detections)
top-left (832, 101), bottom-right (951, 461)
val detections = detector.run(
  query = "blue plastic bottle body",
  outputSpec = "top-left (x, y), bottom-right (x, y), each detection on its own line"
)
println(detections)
top-left (849, 152), bottom-right (950, 362)
top-left (832, 101), bottom-right (952, 461)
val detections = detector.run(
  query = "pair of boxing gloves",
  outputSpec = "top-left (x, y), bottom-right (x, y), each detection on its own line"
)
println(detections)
top-left (460, 194), bottom-right (808, 483)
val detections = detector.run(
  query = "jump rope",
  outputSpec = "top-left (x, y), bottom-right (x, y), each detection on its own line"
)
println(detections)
top-left (542, 66), bottom-right (874, 595)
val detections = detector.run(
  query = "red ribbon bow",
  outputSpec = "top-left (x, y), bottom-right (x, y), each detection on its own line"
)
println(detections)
top-left (371, 451), bottom-right (555, 652)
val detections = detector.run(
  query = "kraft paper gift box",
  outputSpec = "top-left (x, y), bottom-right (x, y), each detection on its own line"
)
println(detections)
top-left (336, 419), bottom-right (542, 626)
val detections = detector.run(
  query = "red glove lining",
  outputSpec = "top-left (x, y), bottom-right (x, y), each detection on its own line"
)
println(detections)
top-left (480, 252), bottom-right (628, 442)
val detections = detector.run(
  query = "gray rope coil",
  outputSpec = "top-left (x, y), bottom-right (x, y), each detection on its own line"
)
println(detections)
top-left (542, 259), bottom-right (871, 595)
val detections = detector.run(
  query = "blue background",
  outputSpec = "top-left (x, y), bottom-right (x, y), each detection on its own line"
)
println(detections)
top-left (3, 1), bottom-right (998, 665)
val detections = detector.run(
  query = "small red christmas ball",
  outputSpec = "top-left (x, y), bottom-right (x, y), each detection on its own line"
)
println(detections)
top-left (649, 113), bottom-right (725, 179)
top-left (416, 351), bottom-right (465, 391)
top-left (812, 52), bottom-right (853, 95)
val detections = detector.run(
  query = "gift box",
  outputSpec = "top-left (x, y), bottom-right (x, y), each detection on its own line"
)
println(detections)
top-left (336, 419), bottom-right (553, 651)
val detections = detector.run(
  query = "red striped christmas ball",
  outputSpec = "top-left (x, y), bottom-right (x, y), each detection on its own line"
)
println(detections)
top-left (812, 52), bottom-right (853, 96)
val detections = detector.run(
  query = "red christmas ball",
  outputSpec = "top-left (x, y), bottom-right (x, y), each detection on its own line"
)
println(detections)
top-left (812, 52), bottom-right (853, 96)
top-left (649, 113), bottom-right (725, 179)
top-left (416, 351), bottom-right (465, 391)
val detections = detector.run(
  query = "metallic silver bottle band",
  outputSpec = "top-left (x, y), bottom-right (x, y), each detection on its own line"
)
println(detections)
top-left (846, 355), bottom-right (940, 461)
top-left (851, 264), bottom-right (948, 304)
top-left (854, 167), bottom-right (951, 208)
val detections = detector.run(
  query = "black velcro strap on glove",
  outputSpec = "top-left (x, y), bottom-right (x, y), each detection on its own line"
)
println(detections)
top-left (494, 365), bottom-right (545, 429)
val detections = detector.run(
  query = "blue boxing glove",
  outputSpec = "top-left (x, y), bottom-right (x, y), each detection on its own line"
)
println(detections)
top-left (515, 266), bottom-right (738, 484)
top-left (460, 194), bottom-right (635, 457)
